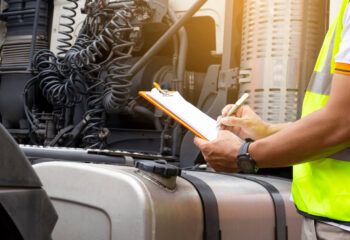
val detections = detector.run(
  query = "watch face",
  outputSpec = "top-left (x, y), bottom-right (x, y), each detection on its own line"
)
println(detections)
top-left (237, 142), bottom-right (256, 173)
top-left (238, 157), bottom-right (255, 173)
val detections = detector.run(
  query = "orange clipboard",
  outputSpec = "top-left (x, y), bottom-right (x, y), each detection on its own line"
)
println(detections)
top-left (139, 91), bottom-right (208, 141)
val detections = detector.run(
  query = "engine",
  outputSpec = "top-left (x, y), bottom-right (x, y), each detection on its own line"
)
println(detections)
top-left (0, 0), bottom-right (213, 160)
top-left (24, 0), bottom-right (169, 149)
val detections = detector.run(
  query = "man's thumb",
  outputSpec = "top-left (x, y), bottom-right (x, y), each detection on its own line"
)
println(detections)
top-left (194, 136), bottom-right (208, 147)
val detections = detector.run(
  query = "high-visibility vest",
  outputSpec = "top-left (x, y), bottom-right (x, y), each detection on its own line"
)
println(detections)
top-left (292, 0), bottom-right (350, 223)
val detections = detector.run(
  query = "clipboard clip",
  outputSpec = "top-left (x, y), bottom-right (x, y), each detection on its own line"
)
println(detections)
top-left (153, 82), bottom-right (173, 96)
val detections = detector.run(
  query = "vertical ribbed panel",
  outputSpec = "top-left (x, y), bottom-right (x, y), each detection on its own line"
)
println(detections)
top-left (239, 0), bottom-right (327, 123)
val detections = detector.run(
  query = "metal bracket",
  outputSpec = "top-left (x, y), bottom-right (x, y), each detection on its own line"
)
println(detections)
top-left (196, 65), bottom-right (221, 111)
top-left (218, 68), bottom-right (239, 90)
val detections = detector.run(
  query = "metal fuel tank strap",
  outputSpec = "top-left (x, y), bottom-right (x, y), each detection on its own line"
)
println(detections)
top-left (181, 173), bottom-right (221, 240)
top-left (233, 174), bottom-right (288, 240)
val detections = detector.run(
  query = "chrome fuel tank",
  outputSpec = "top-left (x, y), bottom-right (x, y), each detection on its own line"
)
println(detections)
top-left (34, 162), bottom-right (302, 240)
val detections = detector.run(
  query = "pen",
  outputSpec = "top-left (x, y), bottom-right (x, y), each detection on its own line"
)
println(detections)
top-left (153, 82), bottom-right (172, 96)
top-left (153, 82), bottom-right (165, 93)
top-left (217, 93), bottom-right (250, 128)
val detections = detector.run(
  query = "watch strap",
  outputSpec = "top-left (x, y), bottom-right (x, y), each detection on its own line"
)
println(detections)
top-left (238, 142), bottom-right (251, 157)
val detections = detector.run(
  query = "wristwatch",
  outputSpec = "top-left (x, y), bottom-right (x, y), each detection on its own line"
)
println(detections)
top-left (237, 142), bottom-right (257, 174)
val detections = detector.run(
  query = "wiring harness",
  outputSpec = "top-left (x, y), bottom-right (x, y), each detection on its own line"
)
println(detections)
top-left (24, 0), bottom-right (152, 148)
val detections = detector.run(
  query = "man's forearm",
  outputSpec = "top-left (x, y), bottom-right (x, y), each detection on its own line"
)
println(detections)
top-left (250, 107), bottom-right (350, 168)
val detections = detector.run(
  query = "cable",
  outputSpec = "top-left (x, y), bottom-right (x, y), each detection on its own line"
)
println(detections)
top-left (32, 49), bottom-right (87, 107)
top-left (56, 0), bottom-right (79, 58)
top-left (64, 8), bottom-right (136, 115)
top-left (81, 76), bottom-right (107, 149)
top-left (26, 0), bottom-right (149, 148)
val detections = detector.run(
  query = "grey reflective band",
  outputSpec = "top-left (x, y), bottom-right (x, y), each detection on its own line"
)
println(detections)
top-left (307, 71), bottom-right (332, 95)
top-left (330, 148), bottom-right (350, 162)
top-left (307, 27), bottom-right (336, 96)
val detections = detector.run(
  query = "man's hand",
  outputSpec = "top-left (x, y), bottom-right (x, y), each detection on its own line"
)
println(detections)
top-left (218, 105), bottom-right (270, 140)
top-left (194, 131), bottom-right (242, 173)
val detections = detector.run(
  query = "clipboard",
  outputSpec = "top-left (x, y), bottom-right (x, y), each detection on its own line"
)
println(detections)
top-left (139, 88), bottom-right (220, 141)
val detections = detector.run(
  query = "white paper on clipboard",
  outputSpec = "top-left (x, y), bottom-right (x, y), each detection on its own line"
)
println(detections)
top-left (140, 88), bottom-right (242, 142)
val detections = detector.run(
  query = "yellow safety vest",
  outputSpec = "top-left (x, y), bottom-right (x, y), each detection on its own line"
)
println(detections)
top-left (292, 0), bottom-right (350, 223)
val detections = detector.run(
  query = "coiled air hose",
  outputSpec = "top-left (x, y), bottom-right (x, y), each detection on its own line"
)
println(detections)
top-left (27, 1), bottom-right (139, 148)
top-left (56, 0), bottom-right (79, 58)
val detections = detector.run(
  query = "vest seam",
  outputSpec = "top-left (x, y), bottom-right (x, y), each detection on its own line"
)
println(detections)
top-left (296, 208), bottom-right (350, 226)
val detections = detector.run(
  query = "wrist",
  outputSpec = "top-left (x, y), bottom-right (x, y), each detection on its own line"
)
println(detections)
top-left (248, 141), bottom-right (262, 168)
top-left (249, 139), bottom-right (274, 169)
top-left (237, 141), bottom-right (258, 173)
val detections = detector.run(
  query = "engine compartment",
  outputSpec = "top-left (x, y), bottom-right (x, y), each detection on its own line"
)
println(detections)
top-left (0, 0), bottom-right (219, 157)
top-left (0, 0), bottom-right (327, 175)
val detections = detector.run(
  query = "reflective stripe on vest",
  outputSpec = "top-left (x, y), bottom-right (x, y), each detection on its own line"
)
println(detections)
top-left (292, 0), bottom-right (350, 224)
top-left (306, 33), bottom-right (334, 96)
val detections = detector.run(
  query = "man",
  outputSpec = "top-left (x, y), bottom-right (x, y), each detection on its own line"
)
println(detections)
top-left (194, 0), bottom-right (350, 239)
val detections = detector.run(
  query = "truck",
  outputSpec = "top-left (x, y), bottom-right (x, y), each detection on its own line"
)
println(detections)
top-left (0, 0), bottom-right (342, 239)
